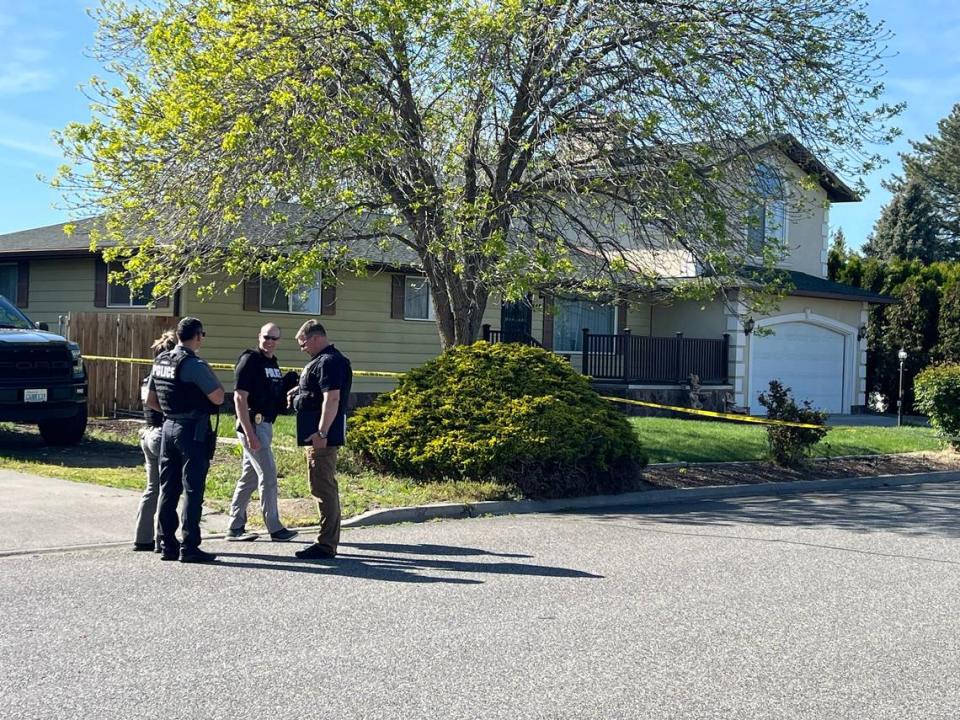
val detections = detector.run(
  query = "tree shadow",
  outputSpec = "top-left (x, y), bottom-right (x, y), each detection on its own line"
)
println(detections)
top-left (213, 543), bottom-right (600, 584)
top-left (0, 425), bottom-right (144, 468)
top-left (571, 482), bottom-right (960, 539)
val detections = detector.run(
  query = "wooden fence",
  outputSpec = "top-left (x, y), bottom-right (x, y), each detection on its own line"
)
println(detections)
top-left (66, 312), bottom-right (180, 416)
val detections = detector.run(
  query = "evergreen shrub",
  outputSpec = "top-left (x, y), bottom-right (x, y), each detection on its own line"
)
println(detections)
top-left (914, 364), bottom-right (960, 449)
top-left (349, 342), bottom-right (647, 498)
top-left (756, 380), bottom-right (829, 467)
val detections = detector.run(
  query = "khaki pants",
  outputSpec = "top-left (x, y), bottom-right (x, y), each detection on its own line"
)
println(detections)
top-left (305, 446), bottom-right (340, 553)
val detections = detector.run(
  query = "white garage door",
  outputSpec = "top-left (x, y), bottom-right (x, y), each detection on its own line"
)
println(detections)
top-left (750, 322), bottom-right (846, 414)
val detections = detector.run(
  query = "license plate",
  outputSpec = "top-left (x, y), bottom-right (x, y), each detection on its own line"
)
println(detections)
top-left (24, 389), bottom-right (47, 403)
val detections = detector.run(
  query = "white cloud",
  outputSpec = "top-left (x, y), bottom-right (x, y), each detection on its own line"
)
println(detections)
top-left (0, 111), bottom-right (62, 158)
top-left (0, 61), bottom-right (54, 94)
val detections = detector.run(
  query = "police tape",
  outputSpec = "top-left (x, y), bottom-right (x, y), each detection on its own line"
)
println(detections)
top-left (599, 395), bottom-right (825, 429)
top-left (82, 354), bottom-right (821, 428)
top-left (80, 355), bottom-right (404, 379)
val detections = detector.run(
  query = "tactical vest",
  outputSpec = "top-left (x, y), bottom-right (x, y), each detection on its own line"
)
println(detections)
top-left (151, 347), bottom-right (212, 417)
top-left (141, 375), bottom-right (163, 428)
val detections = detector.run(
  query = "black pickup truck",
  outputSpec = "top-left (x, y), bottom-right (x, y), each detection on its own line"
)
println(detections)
top-left (0, 294), bottom-right (88, 444)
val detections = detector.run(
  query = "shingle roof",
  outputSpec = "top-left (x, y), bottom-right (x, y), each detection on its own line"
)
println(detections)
top-left (743, 266), bottom-right (893, 304)
top-left (0, 218), bottom-right (99, 256)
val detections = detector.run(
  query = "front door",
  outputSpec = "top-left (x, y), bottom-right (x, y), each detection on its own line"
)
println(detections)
top-left (500, 299), bottom-right (533, 343)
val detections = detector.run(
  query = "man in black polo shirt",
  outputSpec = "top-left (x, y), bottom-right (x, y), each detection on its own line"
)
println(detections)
top-left (288, 319), bottom-right (352, 560)
top-left (226, 322), bottom-right (298, 542)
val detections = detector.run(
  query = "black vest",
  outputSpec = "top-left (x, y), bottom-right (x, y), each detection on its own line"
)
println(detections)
top-left (151, 347), bottom-right (212, 417)
top-left (141, 375), bottom-right (163, 428)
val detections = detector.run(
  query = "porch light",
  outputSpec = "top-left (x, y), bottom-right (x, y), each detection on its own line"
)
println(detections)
top-left (742, 317), bottom-right (755, 336)
top-left (857, 325), bottom-right (867, 342)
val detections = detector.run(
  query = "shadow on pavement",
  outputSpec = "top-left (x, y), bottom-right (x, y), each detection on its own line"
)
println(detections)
top-left (0, 425), bottom-right (143, 469)
top-left (341, 541), bottom-right (532, 559)
top-left (214, 544), bottom-right (600, 584)
top-left (571, 483), bottom-right (960, 539)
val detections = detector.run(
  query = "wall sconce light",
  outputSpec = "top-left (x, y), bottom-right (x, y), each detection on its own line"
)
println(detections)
top-left (743, 317), bottom-right (755, 336)
top-left (857, 324), bottom-right (867, 342)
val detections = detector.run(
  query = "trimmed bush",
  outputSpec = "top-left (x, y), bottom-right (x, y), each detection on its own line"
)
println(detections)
top-left (756, 380), bottom-right (829, 467)
top-left (349, 342), bottom-right (647, 498)
top-left (914, 364), bottom-right (960, 449)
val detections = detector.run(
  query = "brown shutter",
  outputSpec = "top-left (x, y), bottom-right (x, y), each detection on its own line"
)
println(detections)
top-left (16, 260), bottom-right (29, 307)
top-left (390, 274), bottom-right (405, 319)
top-left (320, 282), bottom-right (337, 316)
top-left (617, 301), bottom-right (628, 333)
top-left (94, 256), bottom-right (107, 308)
top-left (243, 277), bottom-right (261, 311)
top-left (540, 294), bottom-right (554, 350)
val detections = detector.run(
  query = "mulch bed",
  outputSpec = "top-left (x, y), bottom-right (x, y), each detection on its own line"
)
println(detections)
top-left (640, 451), bottom-right (960, 490)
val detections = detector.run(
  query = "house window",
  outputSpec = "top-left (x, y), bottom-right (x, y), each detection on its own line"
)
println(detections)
top-left (260, 273), bottom-right (321, 314)
top-left (404, 276), bottom-right (435, 320)
top-left (553, 299), bottom-right (616, 352)
top-left (746, 163), bottom-right (787, 253)
top-left (107, 261), bottom-right (157, 307)
top-left (0, 264), bottom-right (17, 302)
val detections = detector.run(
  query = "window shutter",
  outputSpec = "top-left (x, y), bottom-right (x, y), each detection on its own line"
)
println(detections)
top-left (390, 275), bottom-right (406, 319)
top-left (16, 260), bottom-right (29, 307)
top-left (320, 283), bottom-right (337, 316)
top-left (540, 294), bottom-right (554, 350)
top-left (243, 277), bottom-right (261, 311)
top-left (94, 256), bottom-right (107, 308)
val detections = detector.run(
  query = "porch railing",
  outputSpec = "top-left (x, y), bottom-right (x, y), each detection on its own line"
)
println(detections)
top-left (481, 324), bottom-right (542, 348)
top-left (582, 329), bottom-right (730, 384)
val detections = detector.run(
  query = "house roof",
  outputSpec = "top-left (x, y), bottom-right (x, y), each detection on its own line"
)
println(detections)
top-left (743, 267), bottom-right (894, 304)
top-left (758, 135), bottom-right (859, 204)
top-left (0, 218), bottom-right (99, 257)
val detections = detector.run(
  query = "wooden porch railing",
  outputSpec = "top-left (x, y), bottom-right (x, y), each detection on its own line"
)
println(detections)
top-left (581, 329), bottom-right (730, 384)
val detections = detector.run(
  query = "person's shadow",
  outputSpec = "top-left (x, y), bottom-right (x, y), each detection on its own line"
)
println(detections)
top-left (214, 541), bottom-right (602, 584)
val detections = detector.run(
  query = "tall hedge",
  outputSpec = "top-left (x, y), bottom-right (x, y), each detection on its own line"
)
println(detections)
top-left (914, 364), bottom-right (960, 449)
top-left (349, 342), bottom-right (647, 498)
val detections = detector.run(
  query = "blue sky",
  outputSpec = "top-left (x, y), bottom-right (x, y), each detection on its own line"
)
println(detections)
top-left (1, 0), bottom-right (959, 249)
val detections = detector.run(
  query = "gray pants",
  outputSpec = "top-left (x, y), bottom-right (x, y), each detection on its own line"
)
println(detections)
top-left (134, 425), bottom-right (163, 545)
top-left (229, 422), bottom-right (282, 533)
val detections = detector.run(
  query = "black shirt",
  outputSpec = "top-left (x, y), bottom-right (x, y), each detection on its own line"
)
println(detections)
top-left (234, 349), bottom-right (283, 424)
top-left (295, 344), bottom-right (352, 446)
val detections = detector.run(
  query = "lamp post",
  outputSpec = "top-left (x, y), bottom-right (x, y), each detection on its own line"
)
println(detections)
top-left (897, 348), bottom-right (908, 427)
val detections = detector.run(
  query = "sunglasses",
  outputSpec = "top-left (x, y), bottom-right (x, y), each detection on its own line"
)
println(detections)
top-left (262, 335), bottom-right (280, 342)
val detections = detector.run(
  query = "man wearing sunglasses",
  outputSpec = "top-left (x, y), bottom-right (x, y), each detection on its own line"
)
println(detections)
top-left (226, 322), bottom-right (299, 543)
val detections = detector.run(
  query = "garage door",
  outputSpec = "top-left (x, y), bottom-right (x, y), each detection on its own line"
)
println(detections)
top-left (750, 322), bottom-right (846, 414)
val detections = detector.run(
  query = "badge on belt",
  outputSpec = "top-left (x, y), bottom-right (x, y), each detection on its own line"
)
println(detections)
top-left (253, 412), bottom-right (263, 425)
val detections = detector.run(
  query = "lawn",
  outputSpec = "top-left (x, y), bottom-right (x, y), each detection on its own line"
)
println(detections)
top-left (631, 416), bottom-right (943, 463)
top-left (0, 414), bottom-right (946, 526)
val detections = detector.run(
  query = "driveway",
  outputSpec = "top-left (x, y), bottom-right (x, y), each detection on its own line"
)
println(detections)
top-left (0, 469), bottom-right (229, 553)
top-left (2, 480), bottom-right (959, 719)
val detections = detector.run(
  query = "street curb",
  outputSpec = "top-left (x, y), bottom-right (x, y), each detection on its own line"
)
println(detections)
top-left (341, 469), bottom-right (960, 528)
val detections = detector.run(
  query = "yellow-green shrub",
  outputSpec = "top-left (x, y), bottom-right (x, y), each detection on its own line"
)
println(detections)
top-left (914, 364), bottom-right (960, 449)
top-left (349, 342), bottom-right (647, 498)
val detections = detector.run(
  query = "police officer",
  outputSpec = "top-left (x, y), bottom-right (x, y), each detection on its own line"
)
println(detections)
top-left (288, 319), bottom-right (352, 560)
top-left (146, 317), bottom-right (224, 564)
top-left (225, 322), bottom-right (298, 542)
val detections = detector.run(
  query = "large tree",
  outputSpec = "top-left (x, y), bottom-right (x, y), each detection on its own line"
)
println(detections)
top-left (863, 179), bottom-right (942, 263)
top-left (890, 103), bottom-right (960, 257)
top-left (56, 0), bottom-right (899, 347)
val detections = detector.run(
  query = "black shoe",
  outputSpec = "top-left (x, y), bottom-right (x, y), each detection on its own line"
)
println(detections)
top-left (133, 542), bottom-right (154, 552)
top-left (160, 551), bottom-right (180, 561)
top-left (179, 549), bottom-right (218, 564)
top-left (270, 528), bottom-right (298, 542)
top-left (294, 543), bottom-right (336, 560)
top-left (226, 528), bottom-right (259, 542)
top-left (154, 542), bottom-right (163, 554)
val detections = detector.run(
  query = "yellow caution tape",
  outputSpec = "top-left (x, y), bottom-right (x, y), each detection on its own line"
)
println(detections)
top-left (82, 355), bottom-right (820, 428)
top-left (81, 355), bottom-right (403, 378)
top-left (600, 395), bottom-right (825, 429)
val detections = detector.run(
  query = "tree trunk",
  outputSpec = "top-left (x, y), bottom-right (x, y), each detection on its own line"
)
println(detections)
top-left (425, 260), bottom-right (489, 349)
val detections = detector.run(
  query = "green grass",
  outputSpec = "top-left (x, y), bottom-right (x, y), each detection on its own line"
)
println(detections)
top-left (0, 415), bottom-right (946, 524)
top-left (631, 416), bottom-right (944, 464)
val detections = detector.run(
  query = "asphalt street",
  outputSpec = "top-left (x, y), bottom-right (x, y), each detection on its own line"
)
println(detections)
top-left (2, 481), bottom-right (960, 719)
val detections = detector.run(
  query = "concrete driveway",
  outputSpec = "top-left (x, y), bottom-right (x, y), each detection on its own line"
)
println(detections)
top-left (0, 469), bottom-right (229, 553)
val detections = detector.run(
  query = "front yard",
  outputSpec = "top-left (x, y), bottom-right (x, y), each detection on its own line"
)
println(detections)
top-left (0, 414), bottom-right (953, 527)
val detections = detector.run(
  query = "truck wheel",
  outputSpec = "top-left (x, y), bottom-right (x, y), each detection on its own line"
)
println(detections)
top-left (39, 405), bottom-right (88, 445)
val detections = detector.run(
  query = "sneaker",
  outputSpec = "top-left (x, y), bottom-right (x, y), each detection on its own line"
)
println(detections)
top-left (179, 549), bottom-right (218, 564)
top-left (294, 543), bottom-right (336, 560)
top-left (133, 542), bottom-right (154, 552)
top-left (270, 528), bottom-right (298, 542)
top-left (226, 528), bottom-right (259, 542)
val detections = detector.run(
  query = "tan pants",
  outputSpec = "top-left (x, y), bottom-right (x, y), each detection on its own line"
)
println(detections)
top-left (305, 446), bottom-right (340, 553)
